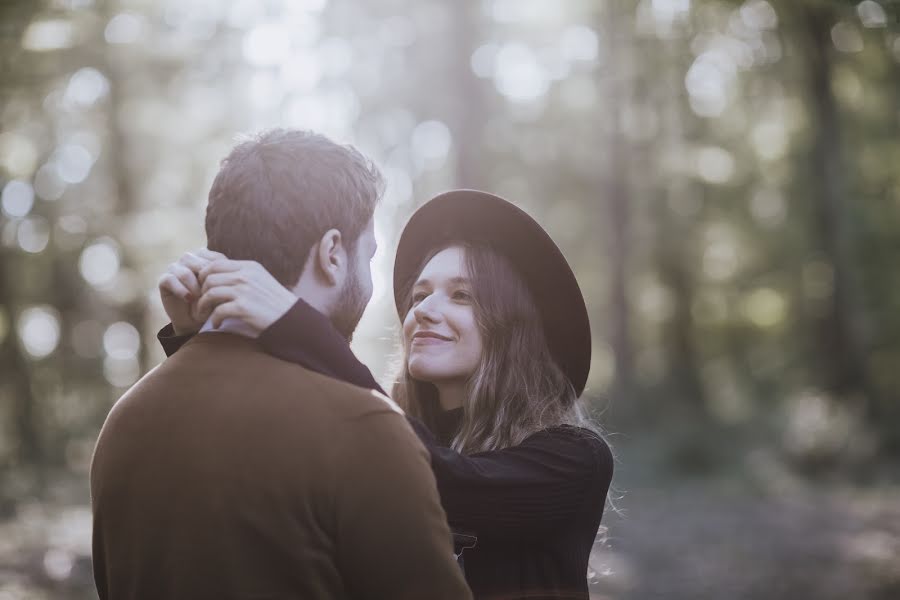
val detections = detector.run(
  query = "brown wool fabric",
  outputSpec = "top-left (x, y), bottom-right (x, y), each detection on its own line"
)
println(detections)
top-left (91, 332), bottom-right (471, 600)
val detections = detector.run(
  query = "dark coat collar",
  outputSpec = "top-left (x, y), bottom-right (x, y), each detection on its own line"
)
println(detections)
top-left (258, 298), bottom-right (388, 396)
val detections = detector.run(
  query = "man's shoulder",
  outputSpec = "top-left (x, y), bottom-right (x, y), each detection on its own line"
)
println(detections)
top-left (170, 332), bottom-right (403, 418)
top-left (311, 376), bottom-right (405, 421)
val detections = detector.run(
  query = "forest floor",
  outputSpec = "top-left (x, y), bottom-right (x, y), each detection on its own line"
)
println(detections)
top-left (1, 463), bottom-right (899, 600)
top-left (589, 481), bottom-right (900, 599)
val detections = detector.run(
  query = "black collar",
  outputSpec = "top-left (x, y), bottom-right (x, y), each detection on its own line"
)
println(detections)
top-left (258, 298), bottom-right (387, 396)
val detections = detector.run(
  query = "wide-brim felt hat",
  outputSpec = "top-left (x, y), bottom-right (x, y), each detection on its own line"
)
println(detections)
top-left (393, 189), bottom-right (591, 397)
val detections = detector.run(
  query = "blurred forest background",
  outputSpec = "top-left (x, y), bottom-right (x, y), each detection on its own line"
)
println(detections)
top-left (1, 0), bottom-right (899, 598)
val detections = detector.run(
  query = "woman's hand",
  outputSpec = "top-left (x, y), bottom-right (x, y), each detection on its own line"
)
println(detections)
top-left (158, 249), bottom-right (225, 335)
top-left (196, 259), bottom-right (296, 334)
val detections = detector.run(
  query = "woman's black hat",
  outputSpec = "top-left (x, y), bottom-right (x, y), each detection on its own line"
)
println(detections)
top-left (393, 189), bottom-right (592, 397)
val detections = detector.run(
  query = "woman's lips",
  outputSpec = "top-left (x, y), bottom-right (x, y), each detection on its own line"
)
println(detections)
top-left (411, 331), bottom-right (453, 345)
top-left (412, 337), bottom-right (450, 346)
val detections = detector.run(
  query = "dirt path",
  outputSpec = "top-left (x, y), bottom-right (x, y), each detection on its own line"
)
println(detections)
top-left (589, 484), bottom-right (900, 600)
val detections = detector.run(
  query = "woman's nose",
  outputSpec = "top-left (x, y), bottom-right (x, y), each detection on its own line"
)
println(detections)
top-left (413, 295), bottom-right (442, 324)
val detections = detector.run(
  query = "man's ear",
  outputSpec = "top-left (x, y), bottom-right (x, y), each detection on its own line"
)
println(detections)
top-left (313, 228), bottom-right (345, 286)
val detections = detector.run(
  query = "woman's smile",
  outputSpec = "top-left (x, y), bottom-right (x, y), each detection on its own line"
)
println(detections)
top-left (411, 330), bottom-right (454, 346)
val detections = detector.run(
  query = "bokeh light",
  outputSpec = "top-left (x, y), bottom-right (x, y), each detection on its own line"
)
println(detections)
top-left (63, 68), bottom-right (110, 110)
top-left (17, 216), bottom-right (51, 254)
top-left (104, 12), bottom-right (147, 44)
top-left (17, 306), bottom-right (61, 359)
top-left (831, 22), bottom-right (864, 53)
top-left (559, 25), bottom-right (600, 63)
top-left (34, 163), bottom-right (67, 201)
top-left (410, 120), bottom-right (452, 172)
top-left (0, 132), bottom-right (39, 177)
top-left (102, 322), bottom-right (141, 360)
top-left (103, 355), bottom-right (140, 387)
top-left (494, 43), bottom-right (550, 103)
top-left (695, 146), bottom-right (735, 184)
top-left (21, 19), bottom-right (75, 51)
top-left (471, 43), bottom-right (499, 79)
top-left (79, 238), bottom-right (121, 287)
top-left (1, 180), bottom-right (35, 218)
top-left (739, 0), bottom-right (778, 30)
top-left (43, 548), bottom-right (75, 581)
top-left (685, 52), bottom-right (733, 117)
top-left (650, 0), bottom-right (692, 30)
top-left (55, 143), bottom-right (95, 184)
top-left (741, 287), bottom-right (787, 328)
top-left (857, 1), bottom-right (887, 28)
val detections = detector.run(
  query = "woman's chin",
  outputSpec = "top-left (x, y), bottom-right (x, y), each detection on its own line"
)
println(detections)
top-left (407, 363), bottom-right (436, 382)
top-left (407, 360), bottom-right (452, 383)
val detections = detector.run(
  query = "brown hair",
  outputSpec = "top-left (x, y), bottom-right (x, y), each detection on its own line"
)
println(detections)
top-left (206, 129), bottom-right (383, 286)
top-left (393, 242), bottom-right (601, 454)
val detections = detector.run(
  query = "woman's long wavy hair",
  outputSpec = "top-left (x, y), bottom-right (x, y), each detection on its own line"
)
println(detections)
top-left (392, 242), bottom-right (602, 454)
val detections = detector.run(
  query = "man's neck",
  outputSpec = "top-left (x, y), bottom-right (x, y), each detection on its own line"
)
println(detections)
top-left (291, 278), bottom-right (333, 322)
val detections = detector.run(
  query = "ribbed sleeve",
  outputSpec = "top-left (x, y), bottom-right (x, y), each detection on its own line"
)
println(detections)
top-left (408, 420), bottom-right (613, 542)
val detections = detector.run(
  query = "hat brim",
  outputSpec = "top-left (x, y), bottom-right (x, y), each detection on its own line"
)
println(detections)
top-left (392, 189), bottom-right (591, 397)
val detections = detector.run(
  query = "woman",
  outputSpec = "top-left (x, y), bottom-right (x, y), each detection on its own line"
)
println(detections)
top-left (159, 190), bottom-right (614, 599)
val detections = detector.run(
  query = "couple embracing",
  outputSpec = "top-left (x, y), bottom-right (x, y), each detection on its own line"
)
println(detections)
top-left (90, 129), bottom-right (614, 600)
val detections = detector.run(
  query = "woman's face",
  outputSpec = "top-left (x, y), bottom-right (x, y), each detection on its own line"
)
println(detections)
top-left (402, 246), bottom-right (483, 384)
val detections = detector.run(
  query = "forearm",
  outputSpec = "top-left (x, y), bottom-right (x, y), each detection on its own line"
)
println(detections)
top-left (409, 420), bottom-right (611, 540)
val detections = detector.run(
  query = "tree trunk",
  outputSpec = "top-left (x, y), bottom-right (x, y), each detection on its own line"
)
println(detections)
top-left (601, 1), bottom-right (635, 403)
top-left (798, 3), bottom-right (874, 411)
top-left (447, 0), bottom-right (487, 189)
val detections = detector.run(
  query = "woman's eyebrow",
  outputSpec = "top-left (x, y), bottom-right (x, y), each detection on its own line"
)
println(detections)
top-left (413, 276), bottom-right (470, 288)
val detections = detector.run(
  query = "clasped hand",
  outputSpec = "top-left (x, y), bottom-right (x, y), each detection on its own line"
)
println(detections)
top-left (157, 249), bottom-right (295, 336)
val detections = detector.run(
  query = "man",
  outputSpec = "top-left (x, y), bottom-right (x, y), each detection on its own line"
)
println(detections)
top-left (90, 129), bottom-right (471, 600)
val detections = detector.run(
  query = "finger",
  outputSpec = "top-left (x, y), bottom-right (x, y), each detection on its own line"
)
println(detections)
top-left (209, 300), bottom-right (245, 329)
top-left (200, 271), bottom-right (246, 297)
top-left (192, 299), bottom-right (213, 324)
top-left (158, 273), bottom-right (191, 300)
top-left (178, 251), bottom-right (211, 274)
top-left (169, 263), bottom-right (201, 297)
top-left (196, 286), bottom-right (237, 320)
top-left (198, 259), bottom-right (243, 282)
top-left (196, 248), bottom-right (227, 261)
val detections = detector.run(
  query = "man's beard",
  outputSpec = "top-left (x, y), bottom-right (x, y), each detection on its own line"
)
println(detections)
top-left (331, 265), bottom-right (368, 343)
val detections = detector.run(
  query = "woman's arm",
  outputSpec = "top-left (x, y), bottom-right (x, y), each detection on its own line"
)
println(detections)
top-left (408, 420), bottom-right (614, 542)
top-left (157, 255), bottom-right (385, 393)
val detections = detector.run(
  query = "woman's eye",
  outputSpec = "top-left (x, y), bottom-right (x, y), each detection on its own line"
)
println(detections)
top-left (452, 290), bottom-right (472, 302)
top-left (411, 292), bottom-right (428, 304)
